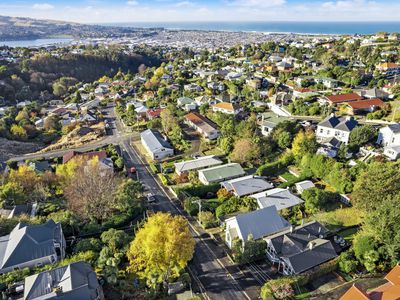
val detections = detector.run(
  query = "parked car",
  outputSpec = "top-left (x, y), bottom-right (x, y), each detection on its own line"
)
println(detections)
top-left (147, 193), bottom-right (156, 203)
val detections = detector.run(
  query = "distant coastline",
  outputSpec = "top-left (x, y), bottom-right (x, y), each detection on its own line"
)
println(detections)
top-left (100, 21), bottom-right (400, 35)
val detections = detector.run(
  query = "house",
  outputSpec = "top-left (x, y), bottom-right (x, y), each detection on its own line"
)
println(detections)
top-left (246, 78), bottom-right (262, 89)
top-left (252, 188), bottom-right (304, 211)
top-left (0, 203), bottom-right (36, 219)
top-left (63, 150), bottom-right (108, 164)
top-left (28, 161), bottom-right (52, 173)
top-left (174, 156), bottom-right (223, 176)
top-left (140, 129), bottom-right (174, 161)
top-left (376, 62), bottom-right (400, 73)
top-left (225, 206), bottom-right (290, 249)
top-left (0, 220), bottom-right (65, 274)
top-left (221, 175), bottom-right (273, 197)
top-left (276, 61), bottom-right (293, 72)
top-left (185, 112), bottom-right (220, 140)
top-left (198, 163), bottom-right (245, 185)
top-left (345, 98), bottom-right (385, 115)
top-left (265, 221), bottom-right (337, 275)
top-left (177, 97), bottom-right (197, 111)
top-left (271, 92), bottom-right (292, 106)
top-left (340, 265), bottom-right (400, 300)
top-left (360, 88), bottom-right (389, 100)
top-left (314, 77), bottom-right (339, 89)
top-left (212, 102), bottom-right (241, 115)
top-left (23, 261), bottom-right (104, 300)
top-left (259, 112), bottom-right (291, 137)
top-left (184, 83), bottom-right (202, 92)
top-left (295, 180), bottom-right (315, 194)
top-left (316, 114), bottom-right (358, 144)
top-left (377, 123), bottom-right (400, 160)
top-left (323, 93), bottom-right (364, 106)
top-left (146, 108), bottom-right (163, 120)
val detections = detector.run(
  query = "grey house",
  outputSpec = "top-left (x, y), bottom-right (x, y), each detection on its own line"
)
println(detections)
top-left (264, 221), bottom-right (337, 275)
top-left (140, 129), bottom-right (174, 161)
top-left (0, 220), bottom-right (66, 274)
top-left (24, 261), bottom-right (104, 300)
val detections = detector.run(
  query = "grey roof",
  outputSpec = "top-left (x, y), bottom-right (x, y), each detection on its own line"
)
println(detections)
top-left (29, 161), bottom-right (52, 173)
top-left (387, 123), bottom-right (400, 134)
top-left (266, 221), bottom-right (337, 274)
top-left (221, 175), bottom-right (273, 197)
top-left (141, 129), bottom-right (173, 153)
top-left (232, 206), bottom-right (290, 241)
top-left (295, 180), bottom-right (315, 192)
top-left (175, 156), bottom-right (223, 174)
top-left (252, 188), bottom-right (304, 211)
top-left (0, 220), bottom-right (63, 270)
top-left (318, 115), bottom-right (358, 132)
top-left (363, 88), bottom-right (389, 99)
top-left (24, 261), bottom-right (101, 300)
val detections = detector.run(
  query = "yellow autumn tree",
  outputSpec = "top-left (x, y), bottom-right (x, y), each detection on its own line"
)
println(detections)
top-left (127, 212), bottom-right (195, 287)
top-left (292, 129), bottom-right (318, 159)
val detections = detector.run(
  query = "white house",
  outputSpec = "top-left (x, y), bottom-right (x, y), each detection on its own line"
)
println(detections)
top-left (140, 129), bottom-right (174, 161)
top-left (316, 114), bottom-right (358, 145)
top-left (295, 180), bottom-right (315, 194)
top-left (221, 175), bottom-right (273, 197)
top-left (212, 102), bottom-right (241, 115)
top-left (252, 188), bottom-right (304, 211)
top-left (377, 123), bottom-right (400, 160)
top-left (185, 112), bottom-right (220, 140)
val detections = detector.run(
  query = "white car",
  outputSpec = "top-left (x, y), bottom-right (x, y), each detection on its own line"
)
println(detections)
top-left (146, 193), bottom-right (156, 203)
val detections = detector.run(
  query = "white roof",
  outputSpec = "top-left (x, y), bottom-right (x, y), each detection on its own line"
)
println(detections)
top-left (252, 188), bottom-right (304, 211)
top-left (221, 175), bottom-right (273, 197)
top-left (175, 156), bottom-right (222, 174)
top-left (295, 180), bottom-right (315, 192)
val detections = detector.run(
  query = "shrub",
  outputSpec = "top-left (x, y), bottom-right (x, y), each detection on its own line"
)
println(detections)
top-left (175, 183), bottom-right (220, 199)
top-left (158, 173), bottom-right (169, 185)
top-left (260, 284), bottom-right (275, 300)
top-left (198, 211), bottom-right (217, 229)
top-left (184, 197), bottom-right (200, 216)
top-left (149, 163), bottom-right (159, 173)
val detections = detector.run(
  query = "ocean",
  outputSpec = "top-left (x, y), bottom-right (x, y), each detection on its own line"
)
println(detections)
top-left (103, 21), bottom-right (400, 35)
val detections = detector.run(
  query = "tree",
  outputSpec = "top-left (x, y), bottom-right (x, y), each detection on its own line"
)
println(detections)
top-left (64, 158), bottom-right (120, 221)
top-left (292, 130), bottom-right (318, 159)
top-left (8, 165), bottom-right (40, 192)
top-left (230, 138), bottom-right (261, 165)
top-left (113, 179), bottom-right (142, 212)
top-left (10, 124), bottom-right (27, 139)
top-left (127, 213), bottom-right (195, 287)
top-left (352, 161), bottom-right (400, 211)
top-left (349, 125), bottom-right (377, 148)
top-left (0, 182), bottom-right (26, 207)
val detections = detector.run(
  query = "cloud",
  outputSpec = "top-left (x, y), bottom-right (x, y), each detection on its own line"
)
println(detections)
top-left (230, 0), bottom-right (286, 8)
top-left (173, 1), bottom-right (196, 8)
top-left (32, 3), bottom-right (54, 10)
top-left (126, 0), bottom-right (138, 6)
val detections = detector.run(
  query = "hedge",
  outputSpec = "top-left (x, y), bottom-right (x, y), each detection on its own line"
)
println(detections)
top-left (278, 174), bottom-right (309, 188)
top-left (174, 183), bottom-right (220, 199)
top-left (257, 160), bottom-right (287, 177)
top-left (158, 173), bottom-right (169, 185)
top-left (149, 163), bottom-right (159, 173)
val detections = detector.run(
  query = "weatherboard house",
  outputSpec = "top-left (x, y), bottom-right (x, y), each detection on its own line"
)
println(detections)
top-left (0, 220), bottom-right (66, 275)
top-left (140, 129), bottom-right (174, 161)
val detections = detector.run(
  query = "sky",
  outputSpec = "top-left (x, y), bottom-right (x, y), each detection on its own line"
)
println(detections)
top-left (1, 0), bottom-right (400, 23)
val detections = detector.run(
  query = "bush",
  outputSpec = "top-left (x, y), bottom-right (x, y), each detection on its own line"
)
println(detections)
top-left (184, 197), bottom-right (200, 216)
top-left (232, 236), bottom-right (267, 265)
top-left (198, 211), bottom-right (217, 229)
top-left (158, 173), bottom-right (169, 185)
top-left (260, 284), bottom-right (275, 300)
top-left (175, 183), bottom-right (220, 199)
top-left (74, 238), bottom-right (102, 254)
top-left (302, 188), bottom-right (341, 213)
top-left (149, 163), bottom-right (159, 173)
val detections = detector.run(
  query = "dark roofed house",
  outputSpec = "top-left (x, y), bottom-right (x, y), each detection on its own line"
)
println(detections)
top-left (0, 220), bottom-right (65, 274)
top-left (24, 261), bottom-right (104, 300)
top-left (225, 206), bottom-right (290, 249)
top-left (316, 114), bottom-right (358, 144)
top-left (28, 161), bottom-right (52, 173)
top-left (265, 221), bottom-right (337, 275)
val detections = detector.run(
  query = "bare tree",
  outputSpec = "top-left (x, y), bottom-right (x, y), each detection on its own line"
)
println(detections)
top-left (64, 160), bottom-right (119, 222)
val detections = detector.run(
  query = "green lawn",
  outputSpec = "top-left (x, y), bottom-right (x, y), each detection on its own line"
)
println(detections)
top-left (311, 207), bottom-right (362, 230)
top-left (280, 171), bottom-right (298, 182)
top-left (339, 227), bottom-right (359, 241)
top-left (203, 147), bottom-right (225, 156)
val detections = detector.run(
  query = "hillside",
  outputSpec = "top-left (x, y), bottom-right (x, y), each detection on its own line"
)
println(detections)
top-left (0, 15), bottom-right (137, 41)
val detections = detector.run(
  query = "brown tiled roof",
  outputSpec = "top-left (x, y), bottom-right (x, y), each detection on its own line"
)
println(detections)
top-left (340, 284), bottom-right (370, 300)
top-left (213, 102), bottom-right (234, 111)
top-left (326, 93), bottom-right (364, 104)
top-left (347, 98), bottom-right (385, 110)
top-left (386, 265), bottom-right (400, 286)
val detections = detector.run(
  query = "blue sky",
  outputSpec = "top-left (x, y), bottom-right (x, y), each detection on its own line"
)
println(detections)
top-left (1, 0), bottom-right (400, 23)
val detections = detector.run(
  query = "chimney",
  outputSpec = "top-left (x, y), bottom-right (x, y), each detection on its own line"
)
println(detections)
top-left (290, 225), bottom-right (294, 233)
top-left (330, 113), bottom-right (335, 118)
top-left (345, 116), bottom-right (353, 121)
top-left (309, 242), bottom-right (314, 251)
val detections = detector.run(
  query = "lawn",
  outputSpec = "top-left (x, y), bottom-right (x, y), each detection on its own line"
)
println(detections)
top-left (385, 100), bottom-right (400, 122)
top-left (311, 207), bottom-right (363, 230)
top-left (279, 171), bottom-right (298, 182)
top-left (203, 146), bottom-right (225, 156)
top-left (338, 227), bottom-right (359, 242)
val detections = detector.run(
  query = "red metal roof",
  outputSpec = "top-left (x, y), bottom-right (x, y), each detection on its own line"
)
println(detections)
top-left (326, 93), bottom-right (364, 104)
top-left (347, 98), bottom-right (385, 110)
